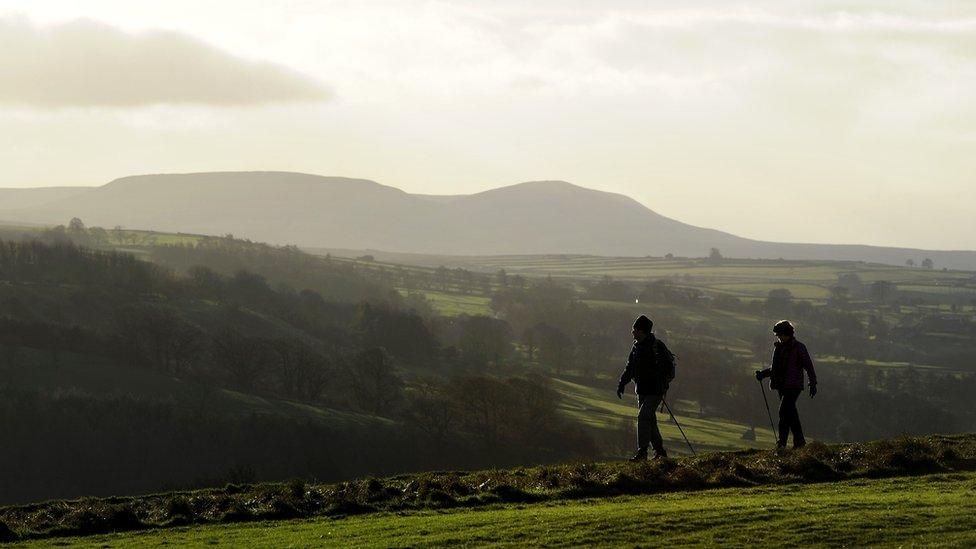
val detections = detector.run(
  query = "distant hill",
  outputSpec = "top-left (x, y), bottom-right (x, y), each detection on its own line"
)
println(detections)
top-left (0, 186), bottom-right (91, 211)
top-left (2, 171), bottom-right (975, 269)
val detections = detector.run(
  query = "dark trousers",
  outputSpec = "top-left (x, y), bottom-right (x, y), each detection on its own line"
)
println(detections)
top-left (637, 394), bottom-right (665, 454)
top-left (777, 388), bottom-right (805, 447)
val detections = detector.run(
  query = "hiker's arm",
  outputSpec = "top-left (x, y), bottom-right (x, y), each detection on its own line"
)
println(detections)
top-left (800, 344), bottom-right (817, 395)
top-left (755, 367), bottom-right (771, 381)
top-left (617, 354), bottom-right (635, 398)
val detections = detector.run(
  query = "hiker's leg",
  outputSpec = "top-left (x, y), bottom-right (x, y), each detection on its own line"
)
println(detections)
top-left (776, 390), bottom-right (791, 446)
top-left (785, 389), bottom-right (805, 446)
top-left (779, 389), bottom-right (802, 446)
top-left (639, 393), bottom-right (664, 454)
top-left (637, 394), bottom-right (657, 451)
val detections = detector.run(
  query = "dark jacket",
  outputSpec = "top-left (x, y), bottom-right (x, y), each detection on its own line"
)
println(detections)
top-left (761, 338), bottom-right (817, 391)
top-left (618, 334), bottom-right (673, 395)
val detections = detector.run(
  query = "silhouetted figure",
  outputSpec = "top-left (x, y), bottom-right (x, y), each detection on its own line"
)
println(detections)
top-left (617, 314), bottom-right (675, 460)
top-left (756, 320), bottom-right (817, 448)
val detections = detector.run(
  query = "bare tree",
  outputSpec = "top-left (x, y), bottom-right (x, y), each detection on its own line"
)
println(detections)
top-left (344, 347), bottom-right (403, 415)
top-left (116, 304), bottom-right (201, 375)
top-left (404, 382), bottom-right (458, 440)
top-left (211, 329), bottom-right (266, 390)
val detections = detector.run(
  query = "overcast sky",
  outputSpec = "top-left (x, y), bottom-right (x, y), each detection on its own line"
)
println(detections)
top-left (1, 1), bottom-right (974, 249)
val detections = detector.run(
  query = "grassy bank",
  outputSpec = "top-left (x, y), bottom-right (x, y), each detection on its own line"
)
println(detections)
top-left (15, 471), bottom-right (976, 547)
top-left (2, 434), bottom-right (974, 544)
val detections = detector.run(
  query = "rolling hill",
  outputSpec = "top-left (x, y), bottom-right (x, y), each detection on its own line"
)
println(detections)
top-left (3, 171), bottom-right (976, 269)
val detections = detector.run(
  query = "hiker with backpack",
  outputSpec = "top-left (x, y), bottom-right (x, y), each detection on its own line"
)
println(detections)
top-left (755, 320), bottom-right (817, 448)
top-left (617, 314), bottom-right (676, 460)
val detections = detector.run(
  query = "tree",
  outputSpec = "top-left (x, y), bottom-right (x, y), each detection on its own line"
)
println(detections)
top-left (521, 326), bottom-right (537, 361)
top-left (269, 339), bottom-right (331, 400)
top-left (403, 382), bottom-right (458, 440)
top-left (496, 268), bottom-right (508, 288)
top-left (68, 217), bottom-right (86, 233)
top-left (922, 258), bottom-right (934, 269)
top-left (344, 347), bottom-right (403, 415)
top-left (458, 315), bottom-right (512, 368)
top-left (870, 280), bottom-right (895, 304)
top-left (509, 274), bottom-right (526, 290)
top-left (829, 286), bottom-right (850, 305)
top-left (533, 323), bottom-right (575, 373)
top-left (448, 376), bottom-right (513, 443)
top-left (574, 331), bottom-right (615, 379)
top-left (765, 288), bottom-right (793, 316)
top-left (88, 226), bottom-right (109, 247)
top-left (116, 304), bottom-right (201, 375)
top-left (211, 328), bottom-right (267, 390)
top-left (709, 247), bottom-right (723, 262)
top-left (906, 259), bottom-right (915, 268)
top-left (837, 273), bottom-right (862, 289)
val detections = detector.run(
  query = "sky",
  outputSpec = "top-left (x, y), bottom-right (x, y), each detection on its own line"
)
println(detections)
top-left (0, 1), bottom-right (974, 250)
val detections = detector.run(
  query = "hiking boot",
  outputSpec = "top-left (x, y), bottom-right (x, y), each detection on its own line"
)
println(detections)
top-left (628, 448), bottom-right (648, 462)
top-left (652, 449), bottom-right (668, 460)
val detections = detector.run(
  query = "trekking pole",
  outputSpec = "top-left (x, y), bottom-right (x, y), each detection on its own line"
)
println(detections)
top-left (758, 379), bottom-right (777, 436)
top-left (661, 398), bottom-right (695, 455)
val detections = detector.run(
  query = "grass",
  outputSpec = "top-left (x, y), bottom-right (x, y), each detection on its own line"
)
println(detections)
top-left (551, 378), bottom-right (776, 451)
top-left (15, 470), bottom-right (976, 547)
top-left (402, 289), bottom-right (492, 316)
top-left (3, 434), bottom-right (973, 545)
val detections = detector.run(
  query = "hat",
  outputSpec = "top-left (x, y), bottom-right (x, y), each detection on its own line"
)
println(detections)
top-left (633, 315), bottom-right (653, 332)
top-left (773, 320), bottom-right (795, 336)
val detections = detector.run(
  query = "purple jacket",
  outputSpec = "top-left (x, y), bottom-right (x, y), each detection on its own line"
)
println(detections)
top-left (761, 339), bottom-right (817, 391)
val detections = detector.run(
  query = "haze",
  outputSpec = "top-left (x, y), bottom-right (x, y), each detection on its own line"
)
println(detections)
top-left (1, 1), bottom-right (974, 250)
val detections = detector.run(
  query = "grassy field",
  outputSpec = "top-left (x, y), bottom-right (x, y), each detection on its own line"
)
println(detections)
top-left (399, 289), bottom-right (492, 316)
top-left (4, 434), bottom-right (972, 546)
top-left (325, 249), bottom-right (976, 305)
top-left (552, 378), bottom-right (775, 452)
top-left (18, 471), bottom-right (976, 547)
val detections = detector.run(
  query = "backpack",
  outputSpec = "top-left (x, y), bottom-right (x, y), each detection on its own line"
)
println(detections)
top-left (654, 339), bottom-right (677, 382)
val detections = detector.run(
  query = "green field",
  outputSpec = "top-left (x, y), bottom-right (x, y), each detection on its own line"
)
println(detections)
top-left (552, 378), bottom-right (775, 452)
top-left (326, 249), bottom-right (976, 306)
top-left (20, 471), bottom-right (976, 547)
top-left (400, 289), bottom-right (492, 316)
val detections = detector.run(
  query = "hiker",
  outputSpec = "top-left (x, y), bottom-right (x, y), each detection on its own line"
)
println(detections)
top-left (616, 314), bottom-right (675, 461)
top-left (755, 320), bottom-right (817, 448)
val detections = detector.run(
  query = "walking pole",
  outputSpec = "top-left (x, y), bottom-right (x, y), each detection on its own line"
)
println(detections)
top-left (661, 398), bottom-right (695, 455)
top-left (758, 379), bottom-right (777, 436)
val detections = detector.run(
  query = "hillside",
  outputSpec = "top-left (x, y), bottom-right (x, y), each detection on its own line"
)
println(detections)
top-left (0, 187), bottom-right (90, 211)
top-left (2, 228), bottom-right (974, 514)
top-left (3, 172), bottom-right (976, 268)
top-left (29, 473), bottom-right (976, 547)
top-left (2, 434), bottom-right (973, 545)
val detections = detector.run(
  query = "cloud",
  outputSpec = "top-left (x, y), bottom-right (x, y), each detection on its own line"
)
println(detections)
top-left (0, 16), bottom-right (330, 107)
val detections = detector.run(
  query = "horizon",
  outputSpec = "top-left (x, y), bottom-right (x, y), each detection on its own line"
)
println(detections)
top-left (1, 1), bottom-right (975, 250)
top-left (8, 169), bottom-right (976, 254)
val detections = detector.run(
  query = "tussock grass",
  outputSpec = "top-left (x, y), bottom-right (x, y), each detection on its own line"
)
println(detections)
top-left (1, 434), bottom-right (974, 543)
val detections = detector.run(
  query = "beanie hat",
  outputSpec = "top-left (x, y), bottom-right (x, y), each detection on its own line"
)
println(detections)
top-left (633, 315), bottom-right (653, 333)
top-left (773, 320), bottom-right (795, 336)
